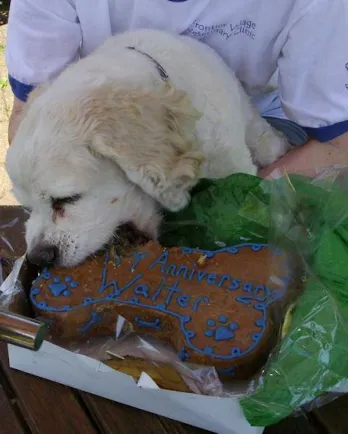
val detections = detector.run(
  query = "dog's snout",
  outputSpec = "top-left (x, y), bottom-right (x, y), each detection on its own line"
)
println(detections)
top-left (27, 245), bottom-right (58, 267)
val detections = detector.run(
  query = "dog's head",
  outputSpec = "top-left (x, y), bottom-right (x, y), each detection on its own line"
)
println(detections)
top-left (6, 81), bottom-right (204, 267)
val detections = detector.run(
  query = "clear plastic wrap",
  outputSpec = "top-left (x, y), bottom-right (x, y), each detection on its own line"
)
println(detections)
top-left (0, 205), bottom-right (30, 312)
top-left (1, 170), bottom-right (348, 427)
top-left (239, 166), bottom-right (348, 425)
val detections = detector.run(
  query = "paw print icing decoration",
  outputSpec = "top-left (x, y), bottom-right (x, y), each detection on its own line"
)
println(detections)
top-left (204, 317), bottom-right (239, 341)
top-left (30, 241), bottom-right (294, 379)
top-left (43, 271), bottom-right (79, 297)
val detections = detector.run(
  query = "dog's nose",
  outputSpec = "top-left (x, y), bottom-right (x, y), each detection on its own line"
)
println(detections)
top-left (27, 245), bottom-right (58, 267)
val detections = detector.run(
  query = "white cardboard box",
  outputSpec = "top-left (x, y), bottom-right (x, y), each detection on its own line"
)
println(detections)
top-left (8, 341), bottom-right (264, 434)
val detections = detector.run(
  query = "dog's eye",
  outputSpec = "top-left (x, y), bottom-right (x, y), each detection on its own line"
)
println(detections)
top-left (51, 194), bottom-right (82, 210)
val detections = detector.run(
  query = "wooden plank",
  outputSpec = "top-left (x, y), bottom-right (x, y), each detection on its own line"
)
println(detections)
top-left (0, 381), bottom-right (26, 434)
top-left (0, 344), bottom-right (97, 434)
top-left (80, 392), bottom-right (210, 434)
top-left (313, 395), bottom-right (348, 434)
top-left (157, 414), bottom-right (211, 434)
top-left (265, 414), bottom-right (327, 434)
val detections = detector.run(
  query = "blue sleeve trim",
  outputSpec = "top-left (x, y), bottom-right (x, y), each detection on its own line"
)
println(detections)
top-left (304, 120), bottom-right (348, 142)
top-left (8, 75), bottom-right (35, 102)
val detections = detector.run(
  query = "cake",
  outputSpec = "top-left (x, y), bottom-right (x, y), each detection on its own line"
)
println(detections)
top-left (30, 242), bottom-right (292, 379)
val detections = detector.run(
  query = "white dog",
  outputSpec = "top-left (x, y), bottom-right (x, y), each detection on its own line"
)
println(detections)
top-left (6, 29), bottom-right (288, 267)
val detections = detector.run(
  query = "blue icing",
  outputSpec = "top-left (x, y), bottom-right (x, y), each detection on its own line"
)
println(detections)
top-left (205, 317), bottom-right (239, 341)
top-left (243, 282), bottom-right (253, 292)
top-left (215, 327), bottom-right (235, 341)
top-left (231, 348), bottom-right (241, 357)
top-left (251, 245), bottom-right (263, 252)
top-left (30, 242), bottom-right (289, 366)
top-left (31, 288), bottom-right (40, 296)
top-left (48, 282), bottom-right (67, 297)
top-left (255, 319), bottom-right (266, 327)
top-left (78, 311), bottom-right (103, 335)
top-left (186, 330), bottom-right (196, 339)
top-left (218, 367), bottom-right (236, 376)
top-left (135, 317), bottom-right (161, 331)
top-left (219, 315), bottom-right (228, 323)
top-left (131, 251), bottom-right (149, 271)
top-left (83, 297), bottom-right (94, 306)
top-left (134, 284), bottom-right (149, 298)
top-left (42, 269), bottom-right (51, 280)
top-left (48, 276), bottom-right (79, 297)
top-left (236, 296), bottom-right (252, 305)
top-left (178, 347), bottom-right (190, 361)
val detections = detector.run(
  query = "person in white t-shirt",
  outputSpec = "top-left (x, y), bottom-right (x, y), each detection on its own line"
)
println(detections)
top-left (5, 0), bottom-right (348, 176)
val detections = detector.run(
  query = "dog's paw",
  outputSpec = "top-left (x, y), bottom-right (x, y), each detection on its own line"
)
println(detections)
top-left (252, 128), bottom-right (290, 168)
top-left (158, 187), bottom-right (191, 212)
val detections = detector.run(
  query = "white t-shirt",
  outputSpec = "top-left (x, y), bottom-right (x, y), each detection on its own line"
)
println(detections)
top-left (6, 0), bottom-right (348, 141)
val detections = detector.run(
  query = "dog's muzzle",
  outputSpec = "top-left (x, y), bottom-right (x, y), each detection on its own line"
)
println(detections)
top-left (27, 244), bottom-right (58, 267)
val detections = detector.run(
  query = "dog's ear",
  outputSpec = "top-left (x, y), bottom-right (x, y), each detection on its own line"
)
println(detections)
top-left (85, 84), bottom-right (205, 211)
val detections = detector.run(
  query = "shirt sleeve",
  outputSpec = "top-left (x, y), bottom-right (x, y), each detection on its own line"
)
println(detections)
top-left (6, 0), bottom-right (81, 101)
top-left (278, 0), bottom-right (348, 142)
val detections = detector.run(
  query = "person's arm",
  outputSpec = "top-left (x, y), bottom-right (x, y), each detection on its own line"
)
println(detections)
top-left (6, 0), bottom-right (81, 142)
top-left (259, 133), bottom-right (348, 178)
top-left (260, 0), bottom-right (348, 177)
top-left (8, 96), bottom-right (25, 145)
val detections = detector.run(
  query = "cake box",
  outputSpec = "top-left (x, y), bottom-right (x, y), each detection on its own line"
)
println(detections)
top-left (1, 207), bottom-right (263, 433)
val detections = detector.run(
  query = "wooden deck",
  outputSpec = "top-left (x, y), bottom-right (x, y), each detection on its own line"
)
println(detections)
top-left (0, 344), bottom-right (347, 433)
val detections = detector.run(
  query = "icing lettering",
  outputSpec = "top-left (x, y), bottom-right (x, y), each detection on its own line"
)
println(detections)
top-left (164, 280), bottom-right (182, 306)
top-left (131, 252), bottom-right (148, 271)
top-left (151, 278), bottom-right (166, 302)
top-left (166, 263), bottom-right (177, 276)
top-left (207, 273), bottom-right (217, 285)
top-left (148, 250), bottom-right (168, 272)
top-left (175, 265), bottom-right (188, 279)
top-left (196, 270), bottom-right (207, 282)
top-left (218, 275), bottom-right (232, 288)
top-left (192, 296), bottom-right (209, 312)
top-left (177, 295), bottom-right (190, 308)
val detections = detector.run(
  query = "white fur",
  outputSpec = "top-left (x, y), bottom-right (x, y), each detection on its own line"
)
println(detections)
top-left (6, 29), bottom-right (289, 267)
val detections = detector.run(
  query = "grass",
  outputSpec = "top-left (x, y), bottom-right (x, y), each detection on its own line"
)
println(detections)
top-left (0, 76), bottom-right (7, 88)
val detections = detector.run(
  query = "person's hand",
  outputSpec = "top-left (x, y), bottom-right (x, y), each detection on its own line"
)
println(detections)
top-left (258, 132), bottom-right (348, 178)
top-left (8, 97), bottom-right (26, 145)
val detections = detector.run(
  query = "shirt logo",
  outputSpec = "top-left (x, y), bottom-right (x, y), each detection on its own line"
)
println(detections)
top-left (186, 20), bottom-right (257, 41)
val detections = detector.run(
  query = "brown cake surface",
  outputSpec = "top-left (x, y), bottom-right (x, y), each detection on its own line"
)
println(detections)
top-left (30, 242), bottom-right (291, 378)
